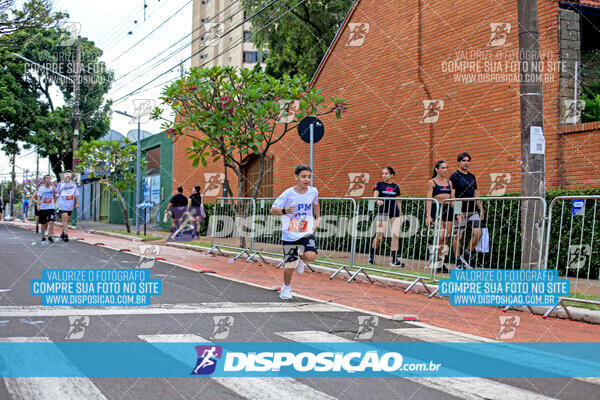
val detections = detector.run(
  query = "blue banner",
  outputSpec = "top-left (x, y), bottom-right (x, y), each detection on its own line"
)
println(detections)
top-left (0, 342), bottom-right (598, 378)
top-left (438, 269), bottom-right (569, 306)
top-left (30, 269), bottom-right (162, 306)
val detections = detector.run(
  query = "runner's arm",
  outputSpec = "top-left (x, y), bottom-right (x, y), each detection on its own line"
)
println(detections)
top-left (474, 189), bottom-right (484, 220)
top-left (313, 201), bottom-right (321, 230)
top-left (425, 180), bottom-right (434, 225)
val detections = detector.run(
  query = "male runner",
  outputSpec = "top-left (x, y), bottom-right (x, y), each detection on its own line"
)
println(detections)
top-left (270, 164), bottom-right (321, 300)
top-left (36, 175), bottom-right (57, 244)
top-left (449, 152), bottom-right (484, 268)
top-left (56, 170), bottom-right (79, 242)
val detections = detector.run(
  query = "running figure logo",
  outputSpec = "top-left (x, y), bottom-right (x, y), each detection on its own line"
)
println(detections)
top-left (277, 100), bottom-right (300, 124)
top-left (65, 316), bottom-right (89, 339)
top-left (562, 100), bottom-right (585, 124)
top-left (131, 99), bottom-right (156, 124)
top-left (136, 245), bottom-right (160, 269)
top-left (487, 23), bottom-right (511, 47)
top-left (58, 22), bottom-right (81, 46)
top-left (568, 245), bottom-right (591, 270)
top-left (203, 173), bottom-right (225, 197)
top-left (191, 345), bottom-right (223, 375)
top-left (346, 173), bottom-right (370, 196)
top-left (210, 316), bottom-right (234, 339)
top-left (355, 316), bottom-right (379, 339)
top-left (420, 100), bottom-right (444, 124)
top-left (497, 316), bottom-right (520, 340)
top-left (488, 173), bottom-right (511, 195)
top-left (203, 23), bottom-right (224, 47)
top-left (345, 23), bottom-right (370, 47)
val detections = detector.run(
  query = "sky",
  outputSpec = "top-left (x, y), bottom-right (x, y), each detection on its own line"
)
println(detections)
top-left (0, 0), bottom-right (193, 182)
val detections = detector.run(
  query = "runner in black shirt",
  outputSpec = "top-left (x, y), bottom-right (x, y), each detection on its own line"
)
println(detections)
top-left (166, 186), bottom-right (188, 232)
top-left (188, 185), bottom-right (205, 238)
top-left (369, 167), bottom-right (403, 267)
top-left (449, 152), bottom-right (484, 268)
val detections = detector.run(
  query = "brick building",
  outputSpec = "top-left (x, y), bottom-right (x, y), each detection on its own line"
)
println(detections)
top-left (173, 0), bottom-right (600, 200)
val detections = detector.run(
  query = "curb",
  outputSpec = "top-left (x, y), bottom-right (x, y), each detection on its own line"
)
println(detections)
top-left (9, 223), bottom-right (600, 325)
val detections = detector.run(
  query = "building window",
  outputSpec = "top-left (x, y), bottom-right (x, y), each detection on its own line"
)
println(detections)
top-left (243, 30), bottom-right (253, 42)
top-left (243, 51), bottom-right (258, 63)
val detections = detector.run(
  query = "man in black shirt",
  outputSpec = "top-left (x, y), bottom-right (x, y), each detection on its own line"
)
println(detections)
top-left (166, 186), bottom-right (189, 232)
top-left (449, 152), bottom-right (484, 268)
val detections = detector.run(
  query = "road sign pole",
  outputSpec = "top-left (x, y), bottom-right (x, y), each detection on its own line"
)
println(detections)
top-left (309, 123), bottom-right (314, 186)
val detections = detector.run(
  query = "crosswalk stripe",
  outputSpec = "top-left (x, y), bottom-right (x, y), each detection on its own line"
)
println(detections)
top-left (274, 331), bottom-right (556, 400)
top-left (138, 334), bottom-right (338, 400)
top-left (388, 326), bottom-right (600, 386)
top-left (0, 337), bottom-right (107, 400)
top-left (0, 302), bottom-right (346, 317)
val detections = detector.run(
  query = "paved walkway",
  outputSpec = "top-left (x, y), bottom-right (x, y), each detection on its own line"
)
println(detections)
top-left (8, 220), bottom-right (599, 342)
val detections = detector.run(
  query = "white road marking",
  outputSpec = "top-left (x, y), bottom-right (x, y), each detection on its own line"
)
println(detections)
top-left (388, 326), bottom-right (600, 386)
top-left (274, 331), bottom-right (557, 400)
top-left (0, 302), bottom-right (346, 317)
top-left (0, 337), bottom-right (106, 400)
top-left (139, 334), bottom-right (338, 400)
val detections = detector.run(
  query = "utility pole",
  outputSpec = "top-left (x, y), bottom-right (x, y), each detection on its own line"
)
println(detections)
top-left (518, 0), bottom-right (545, 269)
top-left (36, 146), bottom-right (39, 181)
top-left (72, 35), bottom-right (81, 171)
top-left (10, 154), bottom-right (16, 218)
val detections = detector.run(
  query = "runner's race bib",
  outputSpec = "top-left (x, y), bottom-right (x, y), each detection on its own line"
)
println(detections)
top-left (288, 219), bottom-right (307, 233)
top-left (43, 198), bottom-right (52, 204)
top-left (66, 195), bottom-right (74, 200)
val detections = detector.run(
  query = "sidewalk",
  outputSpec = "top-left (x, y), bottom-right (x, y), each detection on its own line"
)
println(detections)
top-left (7, 220), bottom-right (600, 342)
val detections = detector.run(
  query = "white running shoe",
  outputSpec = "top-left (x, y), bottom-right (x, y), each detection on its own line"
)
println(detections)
top-left (279, 286), bottom-right (293, 300)
top-left (295, 259), bottom-right (305, 274)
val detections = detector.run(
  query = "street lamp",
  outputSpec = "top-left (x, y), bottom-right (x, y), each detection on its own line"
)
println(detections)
top-left (114, 110), bottom-right (141, 235)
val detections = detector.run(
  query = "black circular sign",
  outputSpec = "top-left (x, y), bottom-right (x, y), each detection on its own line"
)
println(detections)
top-left (298, 116), bottom-right (324, 144)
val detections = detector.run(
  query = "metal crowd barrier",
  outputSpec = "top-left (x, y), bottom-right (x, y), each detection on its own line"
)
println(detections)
top-left (543, 196), bottom-right (600, 319)
top-left (430, 196), bottom-right (546, 305)
top-left (206, 197), bottom-right (257, 260)
top-left (332, 197), bottom-right (441, 294)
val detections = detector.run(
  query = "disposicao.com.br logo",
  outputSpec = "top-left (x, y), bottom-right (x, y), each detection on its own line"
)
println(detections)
top-left (190, 345), bottom-right (442, 377)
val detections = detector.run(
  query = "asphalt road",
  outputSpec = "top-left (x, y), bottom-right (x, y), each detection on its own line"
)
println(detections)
top-left (0, 223), bottom-right (598, 400)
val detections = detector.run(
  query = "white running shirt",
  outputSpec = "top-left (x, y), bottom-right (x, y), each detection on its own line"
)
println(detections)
top-left (272, 186), bottom-right (319, 242)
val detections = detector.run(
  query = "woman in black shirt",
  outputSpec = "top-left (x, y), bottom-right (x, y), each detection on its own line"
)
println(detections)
top-left (426, 160), bottom-right (456, 273)
top-left (188, 185), bottom-right (204, 238)
top-left (369, 167), bottom-right (403, 267)
top-left (167, 186), bottom-right (188, 232)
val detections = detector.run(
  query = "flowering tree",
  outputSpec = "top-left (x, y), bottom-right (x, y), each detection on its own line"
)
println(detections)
top-left (152, 65), bottom-right (348, 198)
top-left (18, 177), bottom-right (44, 197)
top-left (74, 139), bottom-right (143, 233)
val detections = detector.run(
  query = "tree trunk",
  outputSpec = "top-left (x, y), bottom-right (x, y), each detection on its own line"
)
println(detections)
top-left (105, 180), bottom-right (131, 233)
top-left (251, 154), bottom-right (266, 199)
top-left (49, 154), bottom-right (63, 180)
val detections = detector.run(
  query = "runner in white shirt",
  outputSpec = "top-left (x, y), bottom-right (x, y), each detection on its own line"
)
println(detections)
top-left (270, 164), bottom-right (321, 300)
top-left (56, 170), bottom-right (79, 242)
top-left (36, 175), bottom-right (57, 244)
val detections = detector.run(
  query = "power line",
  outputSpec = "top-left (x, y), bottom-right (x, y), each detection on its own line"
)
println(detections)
top-left (109, 0), bottom-right (242, 93)
top-left (111, 0), bottom-right (284, 105)
top-left (110, 0), bottom-right (193, 63)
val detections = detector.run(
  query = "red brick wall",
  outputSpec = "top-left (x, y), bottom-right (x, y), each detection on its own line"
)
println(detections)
top-left (174, 0), bottom-right (597, 199)
top-left (558, 122), bottom-right (600, 188)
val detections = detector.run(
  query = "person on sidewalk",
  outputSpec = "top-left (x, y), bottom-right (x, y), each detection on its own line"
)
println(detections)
top-left (166, 186), bottom-right (188, 232)
top-left (33, 186), bottom-right (40, 233)
top-left (188, 185), bottom-right (205, 238)
top-left (56, 170), bottom-right (79, 242)
top-left (426, 160), bottom-right (456, 274)
top-left (36, 175), bottom-right (57, 244)
top-left (22, 197), bottom-right (30, 220)
top-left (270, 164), bottom-right (321, 300)
top-left (369, 167), bottom-right (404, 267)
top-left (449, 152), bottom-right (485, 268)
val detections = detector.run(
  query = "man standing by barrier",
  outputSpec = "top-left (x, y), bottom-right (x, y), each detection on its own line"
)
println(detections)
top-left (450, 152), bottom-right (484, 268)
top-left (270, 164), bottom-right (321, 300)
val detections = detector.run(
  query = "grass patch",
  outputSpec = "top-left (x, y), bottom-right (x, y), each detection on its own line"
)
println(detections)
top-left (562, 292), bottom-right (600, 311)
top-left (101, 230), bottom-right (160, 241)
